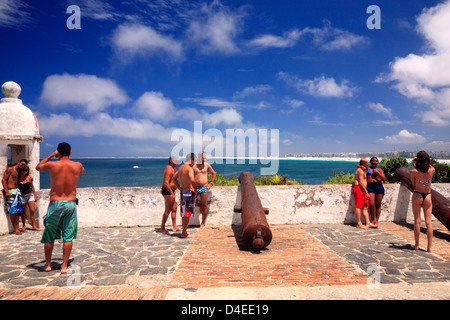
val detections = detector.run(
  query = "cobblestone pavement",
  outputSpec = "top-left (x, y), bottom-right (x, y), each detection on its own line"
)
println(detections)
top-left (0, 226), bottom-right (198, 289)
top-left (303, 223), bottom-right (449, 284)
top-left (0, 221), bottom-right (448, 300)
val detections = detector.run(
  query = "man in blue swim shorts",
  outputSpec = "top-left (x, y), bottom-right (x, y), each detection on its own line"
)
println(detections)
top-left (171, 153), bottom-right (197, 238)
top-left (36, 143), bottom-right (85, 273)
top-left (193, 152), bottom-right (216, 228)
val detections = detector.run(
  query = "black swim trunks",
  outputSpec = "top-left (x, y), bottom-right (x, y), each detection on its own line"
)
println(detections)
top-left (161, 187), bottom-right (173, 196)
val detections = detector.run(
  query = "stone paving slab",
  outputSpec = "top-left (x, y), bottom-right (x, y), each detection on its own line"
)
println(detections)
top-left (0, 226), bottom-right (198, 289)
top-left (303, 223), bottom-right (449, 284)
top-left (0, 221), bottom-right (448, 300)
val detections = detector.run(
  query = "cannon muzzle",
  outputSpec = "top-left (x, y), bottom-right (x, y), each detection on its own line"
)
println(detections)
top-left (235, 172), bottom-right (273, 249)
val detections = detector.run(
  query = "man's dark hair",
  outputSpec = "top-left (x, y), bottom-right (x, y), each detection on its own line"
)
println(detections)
top-left (19, 159), bottom-right (29, 164)
top-left (57, 142), bottom-right (71, 157)
top-left (18, 165), bottom-right (29, 176)
top-left (186, 153), bottom-right (197, 162)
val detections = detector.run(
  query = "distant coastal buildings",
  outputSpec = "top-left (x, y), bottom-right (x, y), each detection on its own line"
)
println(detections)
top-left (285, 150), bottom-right (450, 160)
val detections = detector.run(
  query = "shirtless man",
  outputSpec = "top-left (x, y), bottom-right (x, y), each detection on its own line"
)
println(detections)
top-left (171, 153), bottom-right (197, 238)
top-left (2, 159), bottom-right (28, 234)
top-left (36, 143), bottom-right (85, 273)
top-left (193, 152), bottom-right (216, 228)
top-left (159, 155), bottom-right (180, 234)
top-left (352, 159), bottom-right (376, 229)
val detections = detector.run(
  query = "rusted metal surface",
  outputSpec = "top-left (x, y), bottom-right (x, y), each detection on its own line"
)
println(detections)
top-left (234, 172), bottom-right (272, 249)
top-left (394, 167), bottom-right (450, 231)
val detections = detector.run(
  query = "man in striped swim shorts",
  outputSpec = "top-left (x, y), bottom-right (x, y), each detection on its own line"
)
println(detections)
top-left (36, 143), bottom-right (85, 273)
top-left (171, 153), bottom-right (197, 238)
top-left (41, 201), bottom-right (78, 244)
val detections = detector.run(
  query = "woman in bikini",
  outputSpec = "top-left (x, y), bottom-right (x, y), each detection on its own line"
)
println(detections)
top-left (410, 151), bottom-right (435, 253)
top-left (366, 157), bottom-right (386, 227)
top-left (18, 165), bottom-right (40, 231)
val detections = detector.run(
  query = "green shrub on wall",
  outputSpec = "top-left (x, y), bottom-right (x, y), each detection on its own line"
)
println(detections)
top-left (379, 157), bottom-right (409, 183)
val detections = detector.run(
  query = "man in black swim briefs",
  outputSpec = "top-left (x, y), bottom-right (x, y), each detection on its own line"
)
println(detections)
top-left (160, 155), bottom-right (180, 234)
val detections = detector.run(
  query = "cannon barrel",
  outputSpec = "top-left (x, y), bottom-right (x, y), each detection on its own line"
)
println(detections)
top-left (235, 172), bottom-right (272, 249)
top-left (394, 167), bottom-right (450, 231)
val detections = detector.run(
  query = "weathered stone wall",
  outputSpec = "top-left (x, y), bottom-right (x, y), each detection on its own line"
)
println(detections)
top-left (1, 184), bottom-right (449, 235)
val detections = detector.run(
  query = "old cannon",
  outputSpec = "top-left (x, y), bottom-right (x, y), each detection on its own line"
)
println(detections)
top-left (394, 167), bottom-right (450, 231)
top-left (234, 172), bottom-right (272, 250)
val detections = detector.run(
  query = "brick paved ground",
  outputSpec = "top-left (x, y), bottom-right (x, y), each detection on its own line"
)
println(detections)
top-left (0, 221), bottom-right (448, 300)
top-left (0, 285), bottom-right (168, 300)
top-left (170, 225), bottom-right (368, 288)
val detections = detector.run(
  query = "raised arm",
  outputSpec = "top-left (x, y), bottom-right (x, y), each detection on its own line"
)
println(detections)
top-left (36, 151), bottom-right (58, 172)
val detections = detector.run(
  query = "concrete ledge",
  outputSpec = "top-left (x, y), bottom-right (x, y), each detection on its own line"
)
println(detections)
top-left (1, 184), bottom-right (449, 235)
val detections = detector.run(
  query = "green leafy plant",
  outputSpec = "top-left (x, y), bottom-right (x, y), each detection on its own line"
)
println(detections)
top-left (379, 156), bottom-right (409, 183)
top-left (254, 174), bottom-right (302, 185)
top-left (324, 171), bottom-right (355, 184)
top-left (211, 173), bottom-right (240, 186)
top-left (210, 173), bottom-right (302, 186)
top-left (430, 158), bottom-right (450, 183)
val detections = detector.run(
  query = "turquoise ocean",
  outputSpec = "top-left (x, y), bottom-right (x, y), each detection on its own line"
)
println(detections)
top-left (39, 158), bottom-right (359, 189)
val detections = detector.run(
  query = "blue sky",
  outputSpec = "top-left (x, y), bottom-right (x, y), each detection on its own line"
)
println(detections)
top-left (1, 0), bottom-right (449, 157)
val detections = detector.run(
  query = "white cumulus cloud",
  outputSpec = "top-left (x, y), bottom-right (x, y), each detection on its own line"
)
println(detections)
top-left (381, 0), bottom-right (450, 126)
top-left (36, 112), bottom-right (175, 142)
top-left (134, 91), bottom-right (176, 122)
top-left (247, 20), bottom-right (369, 51)
top-left (368, 102), bottom-right (395, 119)
top-left (40, 73), bottom-right (129, 114)
top-left (111, 23), bottom-right (184, 62)
top-left (377, 129), bottom-right (426, 144)
top-left (278, 72), bottom-right (356, 98)
top-left (185, 0), bottom-right (246, 55)
top-left (248, 29), bottom-right (305, 49)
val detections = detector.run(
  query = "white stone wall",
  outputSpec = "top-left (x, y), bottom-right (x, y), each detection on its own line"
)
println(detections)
top-left (0, 184), bottom-right (449, 235)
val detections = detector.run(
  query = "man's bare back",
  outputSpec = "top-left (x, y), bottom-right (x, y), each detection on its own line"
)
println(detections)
top-left (174, 163), bottom-right (196, 192)
top-left (36, 151), bottom-right (85, 201)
